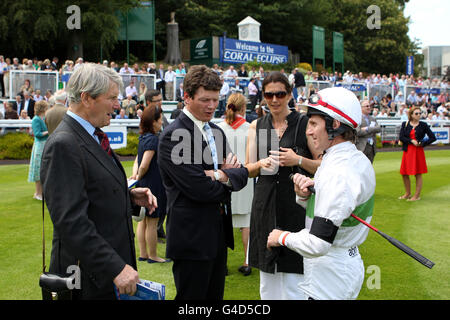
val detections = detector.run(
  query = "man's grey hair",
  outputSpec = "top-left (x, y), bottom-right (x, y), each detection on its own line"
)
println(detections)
top-left (54, 90), bottom-right (67, 103)
top-left (66, 63), bottom-right (123, 104)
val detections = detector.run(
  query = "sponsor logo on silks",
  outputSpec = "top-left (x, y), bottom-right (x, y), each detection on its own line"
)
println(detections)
top-left (306, 194), bottom-right (374, 227)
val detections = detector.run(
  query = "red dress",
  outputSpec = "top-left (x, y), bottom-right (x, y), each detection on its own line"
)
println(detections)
top-left (400, 128), bottom-right (428, 175)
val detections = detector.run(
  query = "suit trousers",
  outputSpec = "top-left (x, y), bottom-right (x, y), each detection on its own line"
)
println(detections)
top-left (363, 143), bottom-right (375, 163)
top-left (172, 236), bottom-right (227, 300)
top-left (0, 74), bottom-right (5, 96)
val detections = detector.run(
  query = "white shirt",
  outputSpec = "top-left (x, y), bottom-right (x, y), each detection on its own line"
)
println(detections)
top-left (164, 70), bottom-right (176, 82)
top-left (119, 67), bottom-right (134, 74)
top-left (280, 141), bottom-right (375, 258)
top-left (0, 62), bottom-right (7, 74)
top-left (219, 82), bottom-right (230, 99)
top-left (224, 69), bottom-right (238, 78)
top-left (182, 108), bottom-right (231, 186)
top-left (125, 85), bottom-right (137, 97)
top-left (248, 82), bottom-right (258, 95)
top-left (182, 108), bottom-right (209, 142)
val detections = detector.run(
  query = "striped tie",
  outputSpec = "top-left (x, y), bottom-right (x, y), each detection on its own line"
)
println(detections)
top-left (94, 128), bottom-right (113, 157)
top-left (203, 123), bottom-right (218, 170)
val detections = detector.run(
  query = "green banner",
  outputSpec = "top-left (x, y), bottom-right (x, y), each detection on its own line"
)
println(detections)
top-left (190, 38), bottom-right (213, 61)
top-left (333, 31), bottom-right (344, 73)
top-left (312, 25), bottom-right (325, 69)
top-left (117, 1), bottom-right (154, 41)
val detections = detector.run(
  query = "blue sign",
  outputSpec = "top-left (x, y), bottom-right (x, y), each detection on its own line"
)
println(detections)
top-left (433, 130), bottom-right (448, 142)
top-left (415, 87), bottom-right (441, 95)
top-left (406, 56), bottom-right (414, 76)
top-left (335, 83), bottom-right (366, 92)
top-left (106, 132), bottom-right (124, 145)
top-left (220, 38), bottom-right (288, 65)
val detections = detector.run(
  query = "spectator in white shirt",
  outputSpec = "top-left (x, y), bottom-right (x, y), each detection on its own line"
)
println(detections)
top-left (164, 66), bottom-right (176, 100)
top-left (73, 57), bottom-right (84, 70)
top-left (394, 91), bottom-right (403, 104)
top-left (248, 77), bottom-right (258, 109)
top-left (33, 90), bottom-right (44, 102)
top-left (407, 91), bottom-right (418, 106)
top-left (119, 63), bottom-right (134, 74)
top-left (218, 76), bottom-right (230, 116)
top-left (0, 55), bottom-right (7, 97)
top-left (224, 65), bottom-right (238, 78)
top-left (125, 80), bottom-right (138, 101)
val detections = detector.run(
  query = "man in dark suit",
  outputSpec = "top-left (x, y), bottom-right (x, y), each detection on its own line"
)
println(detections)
top-left (40, 63), bottom-right (157, 300)
top-left (356, 99), bottom-right (381, 163)
top-left (158, 65), bottom-right (249, 300)
top-left (156, 64), bottom-right (166, 100)
top-left (22, 91), bottom-right (35, 119)
top-left (12, 95), bottom-right (23, 114)
top-left (294, 68), bottom-right (306, 98)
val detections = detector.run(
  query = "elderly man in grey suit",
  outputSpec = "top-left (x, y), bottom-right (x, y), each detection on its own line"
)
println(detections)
top-left (45, 89), bottom-right (68, 134)
top-left (40, 63), bottom-right (157, 299)
top-left (356, 99), bottom-right (381, 163)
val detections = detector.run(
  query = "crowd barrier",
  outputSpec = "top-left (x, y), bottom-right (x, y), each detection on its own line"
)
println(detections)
top-left (3, 71), bottom-right (448, 107)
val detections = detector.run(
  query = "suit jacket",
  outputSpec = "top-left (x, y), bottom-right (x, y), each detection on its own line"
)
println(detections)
top-left (23, 98), bottom-right (35, 119)
top-left (356, 115), bottom-right (381, 153)
top-left (158, 111), bottom-right (248, 261)
top-left (399, 121), bottom-right (436, 152)
top-left (45, 103), bottom-right (67, 134)
top-left (40, 114), bottom-right (137, 299)
top-left (294, 71), bottom-right (305, 87)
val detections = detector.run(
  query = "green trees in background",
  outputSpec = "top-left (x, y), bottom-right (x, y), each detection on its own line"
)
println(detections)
top-left (0, 0), bottom-right (421, 74)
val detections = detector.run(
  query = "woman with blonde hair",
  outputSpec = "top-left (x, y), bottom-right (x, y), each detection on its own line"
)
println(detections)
top-left (28, 100), bottom-right (49, 200)
top-left (217, 92), bottom-right (254, 276)
top-left (398, 106), bottom-right (436, 201)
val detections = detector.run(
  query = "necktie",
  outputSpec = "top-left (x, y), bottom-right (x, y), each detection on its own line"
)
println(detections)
top-left (203, 123), bottom-right (218, 170)
top-left (94, 128), bottom-right (113, 157)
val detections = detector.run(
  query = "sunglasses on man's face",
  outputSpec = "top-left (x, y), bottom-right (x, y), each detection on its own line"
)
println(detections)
top-left (263, 91), bottom-right (288, 100)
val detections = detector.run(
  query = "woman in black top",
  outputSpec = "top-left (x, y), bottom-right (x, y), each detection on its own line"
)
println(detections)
top-left (131, 106), bottom-right (169, 263)
top-left (245, 71), bottom-right (321, 299)
top-left (398, 106), bottom-right (436, 201)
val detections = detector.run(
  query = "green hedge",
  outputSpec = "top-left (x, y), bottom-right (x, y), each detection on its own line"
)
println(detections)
top-left (0, 132), bottom-right (34, 160)
top-left (0, 131), bottom-right (139, 160)
top-left (115, 131), bottom-right (139, 156)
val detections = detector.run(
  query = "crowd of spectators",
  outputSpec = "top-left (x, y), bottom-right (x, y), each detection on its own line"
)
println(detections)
top-left (1, 54), bottom-right (449, 125)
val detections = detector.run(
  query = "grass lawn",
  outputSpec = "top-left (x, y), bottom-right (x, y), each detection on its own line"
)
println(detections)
top-left (0, 149), bottom-right (448, 300)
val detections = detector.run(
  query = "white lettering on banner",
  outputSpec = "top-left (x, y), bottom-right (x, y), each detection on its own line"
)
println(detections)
top-left (223, 38), bottom-right (288, 65)
top-left (224, 50), bottom-right (286, 64)
top-left (235, 42), bottom-right (259, 52)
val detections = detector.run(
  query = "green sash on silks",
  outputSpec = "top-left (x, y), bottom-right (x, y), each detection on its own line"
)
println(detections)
top-left (306, 194), bottom-right (374, 227)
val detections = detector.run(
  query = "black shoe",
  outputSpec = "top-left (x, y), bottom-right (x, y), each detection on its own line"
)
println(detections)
top-left (238, 265), bottom-right (252, 276)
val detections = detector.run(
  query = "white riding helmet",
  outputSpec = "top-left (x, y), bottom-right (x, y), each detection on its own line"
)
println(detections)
top-left (305, 87), bottom-right (362, 129)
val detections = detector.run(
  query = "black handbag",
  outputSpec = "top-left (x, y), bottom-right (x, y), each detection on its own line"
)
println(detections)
top-left (38, 195), bottom-right (75, 300)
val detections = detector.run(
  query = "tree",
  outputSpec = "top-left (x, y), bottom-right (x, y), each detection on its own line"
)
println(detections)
top-left (0, 0), bottom-right (417, 76)
top-left (328, 0), bottom-right (412, 74)
top-left (0, 0), bottom-right (139, 60)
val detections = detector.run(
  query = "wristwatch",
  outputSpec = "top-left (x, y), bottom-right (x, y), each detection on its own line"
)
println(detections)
top-left (298, 156), bottom-right (303, 167)
top-left (214, 170), bottom-right (221, 181)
